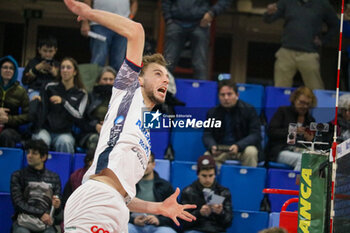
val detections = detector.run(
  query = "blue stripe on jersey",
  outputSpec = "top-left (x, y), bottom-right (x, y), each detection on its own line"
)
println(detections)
top-left (95, 146), bottom-right (113, 174)
top-left (95, 61), bottom-right (140, 174)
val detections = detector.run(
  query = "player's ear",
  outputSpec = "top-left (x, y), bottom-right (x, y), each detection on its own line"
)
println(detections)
top-left (138, 76), bottom-right (144, 86)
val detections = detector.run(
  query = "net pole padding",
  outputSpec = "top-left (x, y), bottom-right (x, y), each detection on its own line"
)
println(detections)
top-left (330, 2), bottom-right (345, 232)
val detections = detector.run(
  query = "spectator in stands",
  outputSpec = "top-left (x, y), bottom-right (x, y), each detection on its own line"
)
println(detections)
top-left (259, 227), bottom-right (287, 233)
top-left (181, 155), bottom-right (233, 233)
top-left (263, 0), bottom-right (338, 89)
top-left (22, 36), bottom-right (59, 100)
top-left (266, 87), bottom-right (316, 171)
top-left (80, 0), bottom-right (138, 72)
top-left (10, 139), bottom-right (61, 233)
top-left (128, 152), bottom-right (177, 233)
top-left (30, 57), bottom-right (88, 153)
top-left (78, 66), bottom-right (116, 151)
top-left (0, 55), bottom-right (30, 147)
top-left (162, 0), bottom-right (232, 80)
top-left (203, 80), bottom-right (260, 167)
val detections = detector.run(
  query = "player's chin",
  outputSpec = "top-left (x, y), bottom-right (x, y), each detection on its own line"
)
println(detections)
top-left (155, 93), bottom-right (166, 104)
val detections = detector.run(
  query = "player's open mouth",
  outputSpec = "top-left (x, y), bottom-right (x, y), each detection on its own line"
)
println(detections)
top-left (157, 87), bottom-right (167, 94)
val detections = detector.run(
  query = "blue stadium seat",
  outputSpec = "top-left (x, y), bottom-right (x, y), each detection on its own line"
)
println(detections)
top-left (218, 165), bottom-right (266, 211)
top-left (170, 161), bottom-right (197, 192)
top-left (0, 192), bottom-right (14, 233)
top-left (174, 79), bottom-right (218, 108)
top-left (171, 129), bottom-right (206, 162)
top-left (72, 153), bottom-right (86, 172)
top-left (264, 86), bottom-right (295, 123)
top-left (262, 162), bottom-right (293, 170)
top-left (46, 152), bottom-right (72, 190)
top-left (268, 212), bottom-right (280, 228)
top-left (0, 148), bottom-right (23, 192)
top-left (267, 169), bottom-right (299, 212)
top-left (312, 89), bottom-right (349, 123)
top-left (151, 129), bottom-right (170, 159)
top-left (154, 159), bottom-right (171, 181)
top-left (227, 210), bottom-right (268, 233)
top-left (237, 83), bottom-right (264, 115)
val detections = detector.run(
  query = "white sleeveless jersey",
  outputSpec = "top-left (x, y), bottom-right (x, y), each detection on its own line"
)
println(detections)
top-left (83, 59), bottom-right (151, 199)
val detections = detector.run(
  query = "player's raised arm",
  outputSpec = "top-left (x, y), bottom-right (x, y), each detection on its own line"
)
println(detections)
top-left (64, 0), bottom-right (144, 65)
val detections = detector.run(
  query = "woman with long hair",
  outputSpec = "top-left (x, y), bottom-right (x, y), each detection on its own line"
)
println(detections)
top-left (31, 57), bottom-right (88, 153)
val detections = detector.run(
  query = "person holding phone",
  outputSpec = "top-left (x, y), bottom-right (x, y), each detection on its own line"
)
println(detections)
top-left (23, 36), bottom-right (59, 100)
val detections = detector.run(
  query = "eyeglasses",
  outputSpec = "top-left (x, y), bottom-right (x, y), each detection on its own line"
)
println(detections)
top-left (1, 65), bottom-right (14, 70)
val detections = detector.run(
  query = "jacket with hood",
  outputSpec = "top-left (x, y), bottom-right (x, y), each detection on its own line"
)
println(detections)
top-left (0, 55), bottom-right (29, 129)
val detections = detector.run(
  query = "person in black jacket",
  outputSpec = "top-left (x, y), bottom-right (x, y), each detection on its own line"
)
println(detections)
top-left (22, 36), bottom-right (59, 100)
top-left (78, 66), bottom-right (116, 151)
top-left (30, 57), bottom-right (88, 153)
top-left (181, 155), bottom-right (232, 233)
top-left (266, 86), bottom-right (317, 170)
top-left (162, 0), bottom-right (232, 80)
top-left (203, 80), bottom-right (260, 167)
top-left (10, 139), bottom-right (62, 233)
top-left (128, 153), bottom-right (177, 233)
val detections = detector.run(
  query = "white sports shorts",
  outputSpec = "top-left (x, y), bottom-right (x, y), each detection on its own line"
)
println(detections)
top-left (64, 179), bottom-right (130, 233)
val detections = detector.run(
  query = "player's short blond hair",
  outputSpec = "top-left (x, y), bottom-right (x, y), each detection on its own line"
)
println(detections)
top-left (140, 53), bottom-right (167, 77)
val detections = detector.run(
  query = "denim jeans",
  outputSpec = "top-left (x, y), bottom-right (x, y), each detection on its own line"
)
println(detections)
top-left (90, 24), bottom-right (127, 72)
top-left (164, 22), bottom-right (209, 80)
top-left (33, 129), bottom-right (75, 153)
top-left (12, 221), bottom-right (56, 233)
top-left (128, 223), bottom-right (176, 233)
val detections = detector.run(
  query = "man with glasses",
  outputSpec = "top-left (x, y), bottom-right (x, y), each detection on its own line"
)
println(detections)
top-left (0, 55), bottom-right (29, 147)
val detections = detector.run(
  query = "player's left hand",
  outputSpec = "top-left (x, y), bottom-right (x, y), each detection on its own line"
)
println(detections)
top-left (159, 188), bottom-right (196, 226)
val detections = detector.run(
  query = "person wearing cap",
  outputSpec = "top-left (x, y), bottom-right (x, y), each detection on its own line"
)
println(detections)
top-left (180, 155), bottom-right (233, 233)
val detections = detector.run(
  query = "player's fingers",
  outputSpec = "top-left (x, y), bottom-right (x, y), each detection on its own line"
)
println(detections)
top-left (179, 211), bottom-right (196, 222)
top-left (172, 216), bottom-right (180, 226)
top-left (183, 204), bottom-right (197, 210)
top-left (172, 187), bottom-right (180, 199)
